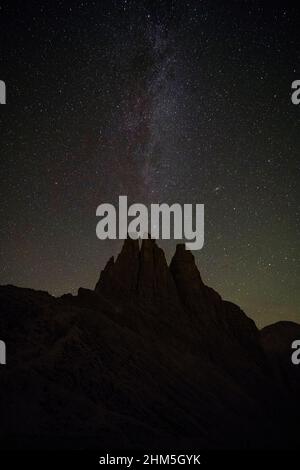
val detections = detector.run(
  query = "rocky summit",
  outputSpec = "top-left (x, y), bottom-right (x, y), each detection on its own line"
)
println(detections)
top-left (0, 239), bottom-right (299, 449)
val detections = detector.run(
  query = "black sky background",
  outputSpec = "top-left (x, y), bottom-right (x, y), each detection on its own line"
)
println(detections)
top-left (0, 0), bottom-right (299, 327)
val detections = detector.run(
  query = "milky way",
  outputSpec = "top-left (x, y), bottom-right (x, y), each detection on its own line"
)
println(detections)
top-left (0, 1), bottom-right (299, 326)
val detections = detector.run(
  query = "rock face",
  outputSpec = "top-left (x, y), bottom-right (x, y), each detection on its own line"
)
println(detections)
top-left (95, 238), bottom-right (179, 309)
top-left (95, 238), bottom-right (140, 299)
top-left (0, 240), bottom-right (299, 450)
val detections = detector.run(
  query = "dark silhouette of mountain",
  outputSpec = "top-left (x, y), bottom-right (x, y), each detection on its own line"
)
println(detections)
top-left (0, 239), bottom-right (299, 450)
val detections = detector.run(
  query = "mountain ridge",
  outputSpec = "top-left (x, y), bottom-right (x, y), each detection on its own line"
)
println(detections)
top-left (0, 239), bottom-right (299, 449)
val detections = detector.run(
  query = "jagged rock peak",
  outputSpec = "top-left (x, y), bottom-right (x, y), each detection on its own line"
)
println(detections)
top-left (169, 243), bottom-right (215, 317)
top-left (170, 243), bottom-right (204, 287)
top-left (95, 238), bottom-right (140, 297)
top-left (137, 237), bottom-right (179, 304)
top-left (95, 237), bottom-right (179, 306)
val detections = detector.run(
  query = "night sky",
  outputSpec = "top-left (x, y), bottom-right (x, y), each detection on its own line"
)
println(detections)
top-left (0, 1), bottom-right (299, 327)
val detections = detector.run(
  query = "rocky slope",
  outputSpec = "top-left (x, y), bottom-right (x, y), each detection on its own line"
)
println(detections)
top-left (0, 239), bottom-right (299, 449)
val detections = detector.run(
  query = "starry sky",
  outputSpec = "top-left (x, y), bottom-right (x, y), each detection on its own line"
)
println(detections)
top-left (0, 0), bottom-right (299, 327)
